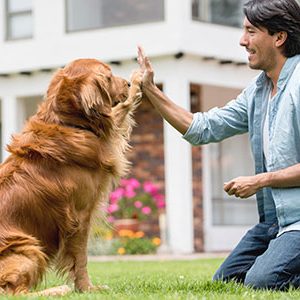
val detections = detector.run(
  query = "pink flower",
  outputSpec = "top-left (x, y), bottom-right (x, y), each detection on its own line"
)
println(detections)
top-left (128, 178), bottom-right (140, 189)
top-left (120, 178), bottom-right (129, 187)
top-left (141, 206), bottom-right (152, 215)
top-left (157, 199), bottom-right (166, 209)
top-left (109, 188), bottom-right (124, 203)
top-left (121, 178), bottom-right (140, 192)
top-left (134, 201), bottom-right (143, 208)
top-left (153, 194), bottom-right (165, 208)
top-left (153, 193), bottom-right (164, 202)
top-left (124, 186), bottom-right (136, 198)
top-left (108, 178), bottom-right (164, 220)
top-left (143, 181), bottom-right (159, 195)
top-left (107, 203), bottom-right (119, 213)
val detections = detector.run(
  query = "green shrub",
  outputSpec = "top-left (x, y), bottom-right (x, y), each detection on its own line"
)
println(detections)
top-left (112, 236), bottom-right (159, 255)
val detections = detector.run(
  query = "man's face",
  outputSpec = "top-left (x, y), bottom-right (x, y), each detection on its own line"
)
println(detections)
top-left (240, 17), bottom-right (279, 72)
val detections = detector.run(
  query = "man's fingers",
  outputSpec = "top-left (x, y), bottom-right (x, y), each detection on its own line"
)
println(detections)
top-left (137, 46), bottom-right (153, 72)
top-left (228, 188), bottom-right (237, 196)
top-left (137, 46), bottom-right (145, 63)
top-left (223, 181), bottom-right (234, 192)
top-left (144, 56), bottom-right (153, 72)
top-left (224, 181), bottom-right (242, 196)
top-left (138, 45), bottom-right (145, 59)
top-left (137, 46), bottom-right (147, 72)
top-left (137, 54), bottom-right (143, 68)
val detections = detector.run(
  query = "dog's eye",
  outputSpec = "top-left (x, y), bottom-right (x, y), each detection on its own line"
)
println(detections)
top-left (127, 82), bottom-right (131, 87)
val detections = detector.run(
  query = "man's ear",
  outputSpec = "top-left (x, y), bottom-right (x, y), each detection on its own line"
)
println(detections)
top-left (275, 31), bottom-right (287, 48)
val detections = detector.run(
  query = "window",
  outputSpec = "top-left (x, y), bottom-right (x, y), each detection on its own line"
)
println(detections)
top-left (192, 0), bottom-right (244, 28)
top-left (66, 0), bottom-right (165, 32)
top-left (210, 134), bottom-right (258, 225)
top-left (201, 84), bottom-right (258, 226)
top-left (6, 0), bottom-right (33, 40)
top-left (17, 96), bottom-right (42, 131)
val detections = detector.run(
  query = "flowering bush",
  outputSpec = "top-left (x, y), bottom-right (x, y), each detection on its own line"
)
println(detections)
top-left (112, 229), bottom-right (161, 255)
top-left (107, 178), bottom-right (165, 222)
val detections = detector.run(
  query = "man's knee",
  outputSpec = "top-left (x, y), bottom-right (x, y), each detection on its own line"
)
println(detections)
top-left (212, 268), bottom-right (224, 282)
top-left (244, 268), bottom-right (277, 289)
top-left (212, 264), bottom-right (232, 282)
top-left (214, 265), bottom-right (279, 289)
top-left (212, 266), bottom-right (244, 283)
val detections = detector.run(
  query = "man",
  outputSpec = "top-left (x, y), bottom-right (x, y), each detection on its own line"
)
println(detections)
top-left (137, 0), bottom-right (300, 290)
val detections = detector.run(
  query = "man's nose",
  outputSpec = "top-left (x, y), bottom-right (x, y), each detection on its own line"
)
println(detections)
top-left (239, 33), bottom-right (248, 47)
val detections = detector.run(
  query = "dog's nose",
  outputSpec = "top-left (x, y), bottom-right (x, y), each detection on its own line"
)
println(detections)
top-left (127, 81), bottom-right (131, 87)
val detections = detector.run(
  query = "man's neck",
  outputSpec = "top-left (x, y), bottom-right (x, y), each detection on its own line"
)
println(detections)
top-left (266, 55), bottom-right (287, 95)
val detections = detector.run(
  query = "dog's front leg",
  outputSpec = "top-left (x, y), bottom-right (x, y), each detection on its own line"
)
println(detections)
top-left (62, 218), bottom-right (107, 293)
top-left (71, 226), bottom-right (93, 292)
top-left (112, 70), bottom-right (142, 127)
top-left (72, 231), bottom-right (109, 293)
top-left (56, 217), bottom-right (93, 292)
top-left (74, 246), bottom-right (91, 292)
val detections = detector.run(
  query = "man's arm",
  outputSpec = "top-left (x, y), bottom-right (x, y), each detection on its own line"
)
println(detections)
top-left (224, 163), bottom-right (300, 198)
top-left (137, 46), bottom-right (193, 135)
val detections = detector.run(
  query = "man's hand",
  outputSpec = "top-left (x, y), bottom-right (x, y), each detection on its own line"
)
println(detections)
top-left (137, 46), bottom-right (155, 88)
top-left (224, 174), bottom-right (264, 198)
top-left (136, 45), bottom-right (194, 135)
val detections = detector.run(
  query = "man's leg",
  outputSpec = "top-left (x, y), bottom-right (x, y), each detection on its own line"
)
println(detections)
top-left (213, 222), bottom-right (278, 283)
top-left (244, 230), bottom-right (300, 290)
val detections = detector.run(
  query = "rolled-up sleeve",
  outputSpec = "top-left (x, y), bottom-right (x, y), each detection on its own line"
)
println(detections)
top-left (183, 90), bottom-right (249, 146)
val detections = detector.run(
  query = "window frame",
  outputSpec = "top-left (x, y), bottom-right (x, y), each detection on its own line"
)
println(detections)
top-left (5, 0), bottom-right (33, 41)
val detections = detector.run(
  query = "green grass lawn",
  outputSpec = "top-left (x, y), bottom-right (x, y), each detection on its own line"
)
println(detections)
top-left (3, 258), bottom-right (300, 299)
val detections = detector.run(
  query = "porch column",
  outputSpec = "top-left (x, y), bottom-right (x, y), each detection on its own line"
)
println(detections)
top-left (1, 95), bottom-right (19, 161)
top-left (163, 75), bottom-right (194, 254)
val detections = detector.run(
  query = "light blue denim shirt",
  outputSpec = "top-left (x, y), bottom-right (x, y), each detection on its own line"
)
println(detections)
top-left (183, 55), bottom-right (300, 227)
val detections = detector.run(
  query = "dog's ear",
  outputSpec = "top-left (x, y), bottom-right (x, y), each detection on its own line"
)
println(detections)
top-left (78, 77), bottom-right (114, 137)
top-left (79, 78), bottom-right (112, 117)
top-left (45, 68), bottom-right (115, 137)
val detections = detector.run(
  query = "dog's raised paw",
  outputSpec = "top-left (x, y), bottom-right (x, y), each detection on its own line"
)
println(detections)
top-left (130, 70), bottom-right (143, 86)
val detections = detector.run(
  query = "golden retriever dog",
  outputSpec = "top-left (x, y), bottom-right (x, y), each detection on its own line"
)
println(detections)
top-left (0, 58), bottom-right (142, 295)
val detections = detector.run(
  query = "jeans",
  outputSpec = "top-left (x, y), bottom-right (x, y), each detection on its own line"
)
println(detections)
top-left (213, 222), bottom-right (300, 290)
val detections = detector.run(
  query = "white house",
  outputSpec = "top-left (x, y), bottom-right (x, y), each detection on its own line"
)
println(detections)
top-left (0, 0), bottom-right (261, 254)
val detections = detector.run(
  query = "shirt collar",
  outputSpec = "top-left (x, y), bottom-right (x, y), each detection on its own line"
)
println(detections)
top-left (277, 54), bottom-right (300, 90)
top-left (256, 54), bottom-right (300, 88)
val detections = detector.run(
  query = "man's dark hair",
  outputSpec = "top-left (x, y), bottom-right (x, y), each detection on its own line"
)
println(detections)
top-left (243, 0), bottom-right (300, 57)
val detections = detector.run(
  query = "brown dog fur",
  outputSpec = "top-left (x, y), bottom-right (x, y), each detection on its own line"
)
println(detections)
top-left (0, 59), bottom-right (141, 295)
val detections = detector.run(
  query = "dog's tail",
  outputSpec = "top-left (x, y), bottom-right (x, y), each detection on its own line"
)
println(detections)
top-left (0, 226), bottom-right (48, 294)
